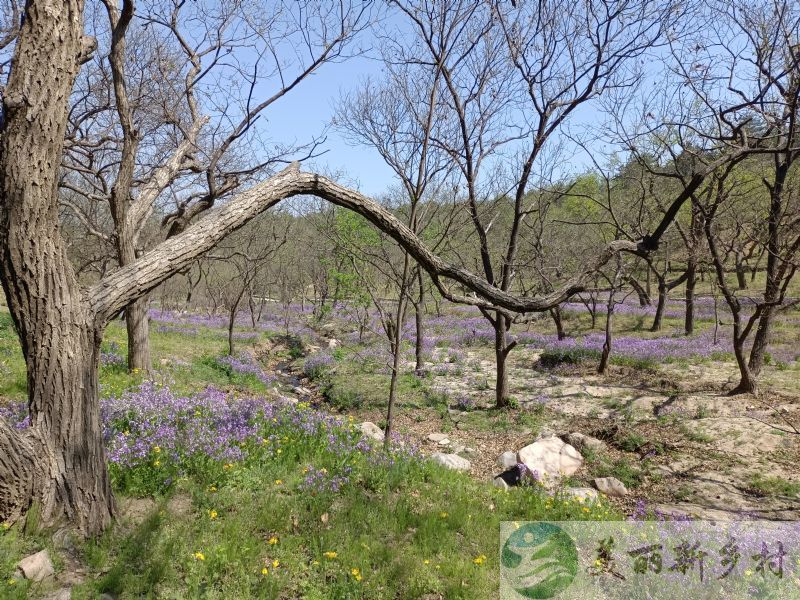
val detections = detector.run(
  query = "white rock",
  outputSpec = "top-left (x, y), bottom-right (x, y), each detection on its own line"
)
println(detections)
top-left (437, 438), bottom-right (451, 446)
top-left (430, 452), bottom-right (471, 471)
top-left (497, 450), bottom-right (518, 470)
top-left (427, 433), bottom-right (449, 442)
top-left (359, 421), bottom-right (385, 442)
top-left (517, 437), bottom-right (583, 479)
top-left (16, 549), bottom-right (54, 582)
top-left (564, 487), bottom-right (599, 502)
top-left (593, 476), bottom-right (628, 497)
top-left (327, 338), bottom-right (339, 349)
top-left (42, 589), bottom-right (71, 600)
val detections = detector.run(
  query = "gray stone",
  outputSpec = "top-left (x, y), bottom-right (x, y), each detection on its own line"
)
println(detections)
top-left (517, 437), bottom-right (583, 480)
top-left (564, 487), bottom-right (599, 502)
top-left (16, 549), bottom-right (54, 582)
top-left (463, 447), bottom-right (477, 454)
top-left (427, 433), bottom-right (449, 443)
top-left (42, 589), bottom-right (72, 600)
top-left (593, 476), bottom-right (628, 497)
top-left (359, 421), bottom-right (385, 442)
top-left (497, 450), bottom-right (518, 470)
top-left (564, 432), bottom-right (606, 453)
top-left (430, 452), bottom-right (471, 471)
top-left (493, 476), bottom-right (510, 490)
top-left (451, 444), bottom-right (466, 454)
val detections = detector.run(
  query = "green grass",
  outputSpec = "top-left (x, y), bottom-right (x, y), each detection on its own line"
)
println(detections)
top-left (1, 403), bottom-right (619, 600)
top-left (746, 475), bottom-right (800, 498)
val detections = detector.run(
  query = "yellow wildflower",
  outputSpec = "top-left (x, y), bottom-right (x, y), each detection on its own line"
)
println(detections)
top-left (193, 552), bottom-right (205, 561)
top-left (324, 551), bottom-right (337, 559)
top-left (275, 479), bottom-right (283, 485)
top-left (223, 463), bottom-right (233, 470)
top-left (7, 579), bottom-right (16, 586)
top-left (1, 522), bottom-right (10, 531)
top-left (440, 512), bottom-right (448, 519)
top-left (277, 448), bottom-right (282, 454)
top-left (312, 560), bottom-right (320, 566)
top-left (208, 510), bottom-right (218, 520)
top-left (423, 559), bottom-right (430, 565)
top-left (261, 567), bottom-right (269, 576)
top-left (272, 559), bottom-right (280, 568)
top-left (473, 554), bottom-right (487, 565)
top-left (582, 507), bottom-right (590, 513)
top-left (153, 446), bottom-right (161, 453)
top-left (351, 568), bottom-right (362, 581)
top-left (268, 536), bottom-right (279, 545)
top-left (208, 485), bottom-right (217, 492)
top-left (153, 460), bottom-right (161, 467)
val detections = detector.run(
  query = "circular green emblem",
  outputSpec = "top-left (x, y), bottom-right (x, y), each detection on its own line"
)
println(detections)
top-left (501, 522), bottom-right (578, 599)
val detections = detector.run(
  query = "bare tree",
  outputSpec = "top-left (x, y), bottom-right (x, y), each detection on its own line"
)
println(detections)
top-left (388, 0), bottom-right (680, 407)
top-left (59, 0), bottom-right (369, 372)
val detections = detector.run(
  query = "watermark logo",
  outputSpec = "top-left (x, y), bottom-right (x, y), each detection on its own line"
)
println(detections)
top-left (501, 522), bottom-right (578, 599)
top-left (500, 521), bottom-right (800, 599)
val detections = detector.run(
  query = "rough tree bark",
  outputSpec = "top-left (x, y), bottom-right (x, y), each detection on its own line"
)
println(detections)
top-left (0, 0), bottom-right (113, 534)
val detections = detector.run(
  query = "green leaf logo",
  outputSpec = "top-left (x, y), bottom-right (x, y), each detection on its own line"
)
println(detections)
top-left (501, 523), bottom-right (578, 599)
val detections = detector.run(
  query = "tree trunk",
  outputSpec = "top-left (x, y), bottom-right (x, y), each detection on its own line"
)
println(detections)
top-left (598, 293), bottom-right (615, 374)
top-left (550, 306), bottom-right (566, 340)
top-left (628, 277), bottom-right (651, 306)
top-left (414, 271), bottom-right (425, 374)
top-left (494, 314), bottom-right (511, 408)
top-left (650, 279), bottom-right (667, 332)
top-left (730, 336), bottom-right (758, 395)
top-left (748, 306), bottom-right (775, 376)
top-left (125, 295), bottom-right (151, 372)
top-left (384, 334), bottom-right (402, 450)
top-left (0, 325), bottom-right (114, 535)
top-left (684, 262), bottom-right (696, 335)
top-left (735, 256), bottom-right (748, 290)
top-left (0, 0), bottom-right (114, 536)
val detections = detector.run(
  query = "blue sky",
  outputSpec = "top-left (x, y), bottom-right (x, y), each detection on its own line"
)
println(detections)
top-left (259, 53), bottom-right (396, 198)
